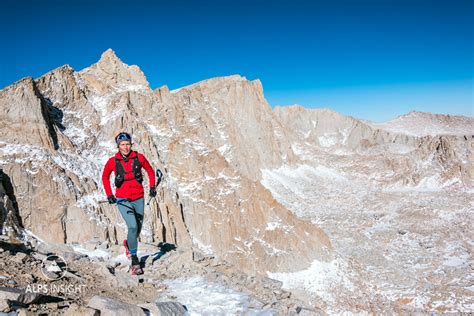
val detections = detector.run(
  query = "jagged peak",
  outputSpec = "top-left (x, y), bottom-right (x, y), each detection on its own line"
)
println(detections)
top-left (11, 76), bottom-right (34, 86)
top-left (37, 64), bottom-right (75, 81)
top-left (97, 48), bottom-right (123, 67)
top-left (0, 76), bottom-right (35, 93)
top-left (78, 48), bottom-right (151, 91)
top-left (85, 48), bottom-right (139, 75)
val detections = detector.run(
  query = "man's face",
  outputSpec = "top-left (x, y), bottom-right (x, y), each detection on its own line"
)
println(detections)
top-left (118, 141), bottom-right (132, 156)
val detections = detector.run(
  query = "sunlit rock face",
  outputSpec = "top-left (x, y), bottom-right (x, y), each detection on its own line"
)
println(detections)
top-left (267, 106), bottom-right (473, 312)
top-left (1, 49), bottom-right (472, 312)
top-left (0, 49), bottom-right (331, 276)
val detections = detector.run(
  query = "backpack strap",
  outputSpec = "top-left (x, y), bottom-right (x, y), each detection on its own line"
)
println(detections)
top-left (115, 157), bottom-right (126, 188)
top-left (114, 151), bottom-right (143, 188)
top-left (132, 153), bottom-right (143, 184)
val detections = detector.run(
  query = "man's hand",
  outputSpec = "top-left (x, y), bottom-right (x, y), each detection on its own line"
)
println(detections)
top-left (107, 195), bottom-right (117, 204)
top-left (149, 187), bottom-right (157, 198)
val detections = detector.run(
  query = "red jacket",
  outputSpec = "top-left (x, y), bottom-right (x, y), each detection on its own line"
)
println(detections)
top-left (102, 151), bottom-right (155, 201)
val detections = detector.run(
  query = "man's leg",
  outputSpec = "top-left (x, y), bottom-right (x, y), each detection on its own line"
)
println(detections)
top-left (131, 198), bottom-right (145, 238)
top-left (116, 201), bottom-right (139, 256)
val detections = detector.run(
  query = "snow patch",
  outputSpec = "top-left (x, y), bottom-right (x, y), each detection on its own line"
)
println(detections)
top-left (0, 142), bottom-right (48, 163)
top-left (267, 258), bottom-right (355, 304)
top-left (115, 83), bottom-right (149, 93)
top-left (265, 222), bottom-right (280, 231)
top-left (384, 175), bottom-right (461, 192)
top-left (163, 276), bottom-right (270, 315)
top-left (318, 133), bottom-right (339, 147)
top-left (88, 94), bottom-right (111, 125)
top-left (192, 236), bottom-right (213, 256)
top-left (62, 125), bottom-right (88, 145)
top-left (76, 192), bottom-right (104, 208)
top-left (443, 254), bottom-right (469, 267)
top-left (71, 245), bottom-right (111, 259)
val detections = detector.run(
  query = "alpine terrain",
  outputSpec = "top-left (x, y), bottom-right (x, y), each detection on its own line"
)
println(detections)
top-left (0, 49), bottom-right (472, 314)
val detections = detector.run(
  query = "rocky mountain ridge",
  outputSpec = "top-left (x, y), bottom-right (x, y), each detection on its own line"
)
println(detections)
top-left (0, 48), bottom-right (472, 313)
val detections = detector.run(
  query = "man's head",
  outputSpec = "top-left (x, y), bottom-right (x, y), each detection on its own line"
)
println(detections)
top-left (115, 132), bottom-right (132, 156)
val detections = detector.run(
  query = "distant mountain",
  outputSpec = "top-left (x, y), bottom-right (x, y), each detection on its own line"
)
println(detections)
top-left (371, 111), bottom-right (474, 137)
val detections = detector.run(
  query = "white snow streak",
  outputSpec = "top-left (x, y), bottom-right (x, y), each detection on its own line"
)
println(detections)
top-left (163, 276), bottom-right (271, 316)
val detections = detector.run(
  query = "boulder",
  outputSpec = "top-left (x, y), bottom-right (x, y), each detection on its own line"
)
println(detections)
top-left (139, 301), bottom-right (188, 316)
top-left (0, 298), bottom-right (10, 312)
top-left (87, 295), bottom-right (145, 316)
top-left (12, 252), bottom-right (28, 264)
top-left (261, 277), bottom-right (283, 291)
top-left (0, 286), bottom-right (42, 305)
top-left (36, 242), bottom-right (85, 260)
top-left (111, 270), bottom-right (140, 288)
top-left (63, 303), bottom-right (99, 316)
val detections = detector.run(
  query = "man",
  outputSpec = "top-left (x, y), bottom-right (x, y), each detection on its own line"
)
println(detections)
top-left (102, 132), bottom-right (156, 275)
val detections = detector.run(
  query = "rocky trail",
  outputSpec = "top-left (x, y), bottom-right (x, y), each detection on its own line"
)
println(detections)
top-left (0, 233), bottom-right (315, 315)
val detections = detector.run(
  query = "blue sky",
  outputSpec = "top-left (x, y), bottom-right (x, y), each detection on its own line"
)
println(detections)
top-left (1, 0), bottom-right (472, 122)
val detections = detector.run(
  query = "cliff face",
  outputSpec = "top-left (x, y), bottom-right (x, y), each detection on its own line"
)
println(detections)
top-left (0, 49), bottom-right (331, 275)
top-left (1, 49), bottom-right (472, 312)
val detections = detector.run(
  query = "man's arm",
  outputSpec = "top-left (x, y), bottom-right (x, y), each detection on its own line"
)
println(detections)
top-left (101, 158), bottom-right (114, 197)
top-left (139, 154), bottom-right (156, 188)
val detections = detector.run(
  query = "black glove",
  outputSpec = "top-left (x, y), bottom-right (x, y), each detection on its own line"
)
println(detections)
top-left (149, 187), bottom-right (157, 198)
top-left (107, 195), bottom-right (117, 204)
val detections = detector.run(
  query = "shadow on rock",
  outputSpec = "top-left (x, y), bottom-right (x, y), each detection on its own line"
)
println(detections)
top-left (139, 242), bottom-right (177, 267)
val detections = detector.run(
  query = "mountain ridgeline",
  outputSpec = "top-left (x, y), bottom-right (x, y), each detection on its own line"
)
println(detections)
top-left (0, 49), bottom-right (472, 280)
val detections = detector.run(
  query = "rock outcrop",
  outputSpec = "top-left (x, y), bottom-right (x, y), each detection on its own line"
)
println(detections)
top-left (1, 49), bottom-right (472, 313)
top-left (0, 49), bottom-right (332, 275)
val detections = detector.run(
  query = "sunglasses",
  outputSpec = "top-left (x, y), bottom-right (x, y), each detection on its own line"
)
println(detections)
top-left (116, 133), bottom-right (132, 144)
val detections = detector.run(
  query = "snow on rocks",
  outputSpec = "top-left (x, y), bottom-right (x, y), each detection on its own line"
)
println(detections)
top-left (162, 276), bottom-right (257, 315)
top-left (268, 258), bottom-right (356, 305)
top-left (261, 159), bottom-right (473, 312)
